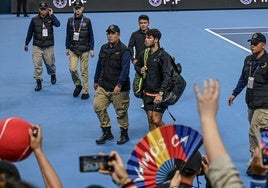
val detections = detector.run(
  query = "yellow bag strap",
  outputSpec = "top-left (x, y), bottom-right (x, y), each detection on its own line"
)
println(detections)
top-left (143, 48), bottom-right (150, 79)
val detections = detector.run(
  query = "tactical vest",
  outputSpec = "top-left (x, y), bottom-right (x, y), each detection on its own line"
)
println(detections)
top-left (67, 16), bottom-right (91, 54)
top-left (32, 14), bottom-right (54, 48)
top-left (244, 52), bottom-right (268, 109)
top-left (98, 41), bottom-right (130, 92)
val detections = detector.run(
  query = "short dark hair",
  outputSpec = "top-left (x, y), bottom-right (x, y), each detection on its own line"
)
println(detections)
top-left (5, 180), bottom-right (35, 188)
top-left (138, 14), bottom-right (149, 22)
top-left (146, 28), bottom-right (161, 40)
top-left (0, 160), bottom-right (21, 182)
top-left (86, 185), bottom-right (105, 188)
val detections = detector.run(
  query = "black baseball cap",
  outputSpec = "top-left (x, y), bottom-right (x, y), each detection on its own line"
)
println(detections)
top-left (106, 24), bottom-right (120, 33)
top-left (248, 32), bottom-right (266, 43)
top-left (181, 150), bottom-right (202, 176)
top-left (73, 0), bottom-right (83, 8)
top-left (39, 1), bottom-right (48, 9)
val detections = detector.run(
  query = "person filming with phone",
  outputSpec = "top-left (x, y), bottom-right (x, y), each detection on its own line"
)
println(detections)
top-left (24, 1), bottom-right (60, 92)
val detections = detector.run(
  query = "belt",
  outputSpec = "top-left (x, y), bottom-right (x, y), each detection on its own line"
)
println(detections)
top-left (144, 91), bottom-right (157, 97)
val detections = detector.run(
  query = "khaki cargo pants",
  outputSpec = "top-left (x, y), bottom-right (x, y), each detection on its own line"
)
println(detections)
top-left (248, 108), bottom-right (268, 153)
top-left (93, 86), bottom-right (130, 129)
top-left (69, 51), bottom-right (89, 94)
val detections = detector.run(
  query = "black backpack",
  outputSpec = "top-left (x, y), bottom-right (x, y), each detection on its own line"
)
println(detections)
top-left (162, 55), bottom-right (186, 106)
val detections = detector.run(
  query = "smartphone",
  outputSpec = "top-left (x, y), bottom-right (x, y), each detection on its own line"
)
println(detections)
top-left (259, 128), bottom-right (268, 167)
top-left (79, 155), bottom-right (113, 172)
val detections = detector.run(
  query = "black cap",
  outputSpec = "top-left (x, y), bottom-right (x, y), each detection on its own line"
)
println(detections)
top-left (248, 32), bottom-right (266, 43)
top-left (39, 1), bottom-right (48, 9)
top-left (182, 150), bottom-right (202, 175)
top-left (106, 24), bottom-right (120, 33)
top-left (73, 0), bottom-right (83, 8)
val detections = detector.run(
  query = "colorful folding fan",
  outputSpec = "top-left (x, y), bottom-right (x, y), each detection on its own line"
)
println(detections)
top-left (126, 124), bottom-right (203, 188)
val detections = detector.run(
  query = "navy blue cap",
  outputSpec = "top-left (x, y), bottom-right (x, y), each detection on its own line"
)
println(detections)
top-left (248, 32), bottom-right (266, 43)
top-left (106, 24), bottom-right (120, 33)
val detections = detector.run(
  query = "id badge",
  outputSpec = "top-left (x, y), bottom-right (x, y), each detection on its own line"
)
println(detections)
top-left (247, 76), bottom-right (254, 89)
top-left (73, 32), bottom-right (80, 41)
top-left (42, 29), bottom-right (48, 37)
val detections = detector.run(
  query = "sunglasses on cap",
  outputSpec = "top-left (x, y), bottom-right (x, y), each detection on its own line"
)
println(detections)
top-left (75, 7), bottom-right (82, 10)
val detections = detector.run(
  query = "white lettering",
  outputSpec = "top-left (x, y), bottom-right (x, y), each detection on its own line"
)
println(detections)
top-left (172, 135), bottom-right (189, 147)
top-left (140, 152), bottom-right (155, 169)
top-left (133, 166), bottom-right (145, 182)
top-left (163, 0), bottom-right (181, 5)
top-left (159, 137), bottom-right (166, 152)
top-left (254, 0), bottom-right (268, 2)
top-left (68, 0), bottom-right (87, 6)
top-left (150, 145), bottom-right (160, 156)
top-left (149, 138), bottom-right (166, 157)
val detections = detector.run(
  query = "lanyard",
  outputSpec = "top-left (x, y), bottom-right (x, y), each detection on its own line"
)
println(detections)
top-left (72, 17), bottom-right (84, 33)
top-left (42, 22), bottom-right (46, 29)
top-left (249, 61), bottom-right (259, 77)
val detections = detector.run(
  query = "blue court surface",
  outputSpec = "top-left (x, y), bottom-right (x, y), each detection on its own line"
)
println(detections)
top-left (1, 8), bottom-right (268, 187)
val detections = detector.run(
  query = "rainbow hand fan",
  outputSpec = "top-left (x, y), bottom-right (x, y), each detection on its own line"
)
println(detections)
top-left (126, 124), bottom-right (203, 188)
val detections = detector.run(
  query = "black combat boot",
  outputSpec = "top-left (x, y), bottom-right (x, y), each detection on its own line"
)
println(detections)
top-left (51, 74), bottom-right (56, 84)
top-left (35, 79), bottom-right (42, 91)
top-left (117, 128), bottom-right (129, 145)
top-left (96, 127), bottom-right (114, 144)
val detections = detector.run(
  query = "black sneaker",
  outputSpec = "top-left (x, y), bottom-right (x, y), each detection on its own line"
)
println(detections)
top-left (51, 74), bottom-right (56, 84)
top-left (81, 93), bottom-right (89, 100)
top-left (73, 85), bottom-right (82, 97)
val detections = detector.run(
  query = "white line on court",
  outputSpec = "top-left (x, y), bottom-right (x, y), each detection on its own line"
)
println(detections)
top-left (205, 28), bottom-right (251, 53)
top-left (214, 32), bottom-right (268, 35)
top-left (205, 26), bottom-right (268, 30)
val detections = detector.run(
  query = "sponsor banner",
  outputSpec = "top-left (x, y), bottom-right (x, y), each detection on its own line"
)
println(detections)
top-left (11, 0), bottom-right (268, 13)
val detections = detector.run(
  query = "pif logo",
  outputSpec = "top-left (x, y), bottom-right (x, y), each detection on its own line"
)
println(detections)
top-left (53, 0), bottom-right (87, 8)
top-left (240, 0), bottom-right (252, 4)
top-left (149, 0), bottom-right (180, 7)
top-left (240, 0), bottom-right (268, 4)
top-left (149, 0), bottom-right (162, 7)
top-left (53, 0), bottom-right (68, 8)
